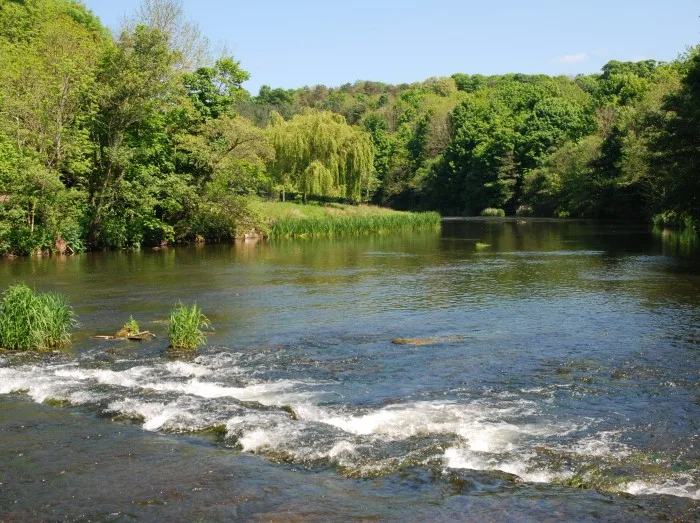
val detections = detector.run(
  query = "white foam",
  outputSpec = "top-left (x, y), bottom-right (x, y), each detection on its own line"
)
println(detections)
top-left (3, 358), bottom-right (696, 497)
top-left (140, 378), bottom-right (311, 404)
top-left (106, 398), bottom-right (198, 431)
top-left (294, 401), bottom-right (551, 450)
top-left (53, 367), bottom-right (147, 388)
top-left (328, 440), bottom-right (358, 459)
top-left (443, 446), bottom-right (561, 483)
top-left (623, 476), bottom-right (700, 500)
top-left (226, 412), bottom-right (302, 453)
top-left (568, 431), bottom-right (631, 458)
top-left (160, 361), bottom-right (212, 378)
top-left (0, 365), bottom-right (79, 403)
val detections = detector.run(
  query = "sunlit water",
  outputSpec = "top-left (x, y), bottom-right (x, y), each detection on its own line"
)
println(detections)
top-left (1, 219), bottom-right (698, 521)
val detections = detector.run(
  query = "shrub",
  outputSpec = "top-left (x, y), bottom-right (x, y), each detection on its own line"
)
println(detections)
top-left (168, 302), bottom-right (211, 351)
top-left (515, 205), bottom-right (534, 217)
top-left (0, 283), bottom-right (76, 351)
top-left (480, 208), bottom-right (505, 217)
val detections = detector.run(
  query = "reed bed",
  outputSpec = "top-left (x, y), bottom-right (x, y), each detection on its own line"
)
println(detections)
top-left (0, 283), bottom-right (76, 351)
top-left (269, 211), bottom-right (441, 237)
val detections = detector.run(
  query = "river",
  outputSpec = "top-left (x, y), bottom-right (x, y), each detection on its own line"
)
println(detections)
top-left (0, 219), bottom-right (698, 521)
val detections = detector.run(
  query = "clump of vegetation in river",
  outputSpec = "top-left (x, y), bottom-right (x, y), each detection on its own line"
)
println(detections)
top-left (168, 303), bottom-right (211, 351)
top-left (480, 208), bottom-right (506, 217)
top-left (116, 316), bottom-right (140, 338)
top-left (0, 283), bottom-right (75, 351)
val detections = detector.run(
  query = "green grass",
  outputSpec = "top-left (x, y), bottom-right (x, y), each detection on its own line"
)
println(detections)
top-left (168, 302), bottom-right (211, 351)
top-left (252, 200), bottom-right (441, 238)
top-left (0, 283), bottom-right (76, 351)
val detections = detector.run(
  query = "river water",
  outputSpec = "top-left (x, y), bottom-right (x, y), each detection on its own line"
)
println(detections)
top-left (0, 219), bottom-right (698, 521)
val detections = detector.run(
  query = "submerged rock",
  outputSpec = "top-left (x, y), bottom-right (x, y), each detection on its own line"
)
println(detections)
top-left (392, 336), bottom-right (464, 346)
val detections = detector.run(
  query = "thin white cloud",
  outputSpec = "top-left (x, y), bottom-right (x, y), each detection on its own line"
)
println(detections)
top-left (553, 52), bottom-right (588, 64)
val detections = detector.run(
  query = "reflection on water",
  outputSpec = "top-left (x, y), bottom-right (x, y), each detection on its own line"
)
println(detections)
top-left (0, 219), bottom-right (699, 520)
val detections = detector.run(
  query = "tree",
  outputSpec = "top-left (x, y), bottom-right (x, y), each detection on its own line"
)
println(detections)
top-left (651, 52), bottom-right (700, 226)
top-left (180, 115), bottom-right (272, 188)
top-left (0, 0), bottom-right (105, 253)
top-left (127, 0), bottom-right (210, 70)
top-left (267, 110), bottom-right (374, 202)
top-left (87, 25), bottom-right (179, 247)
top-left (183, 57), bottom-right (250, 120)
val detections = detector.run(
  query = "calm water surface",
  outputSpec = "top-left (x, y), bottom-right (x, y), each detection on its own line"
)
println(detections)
top-left (0, 219), bottom-right (699, 521)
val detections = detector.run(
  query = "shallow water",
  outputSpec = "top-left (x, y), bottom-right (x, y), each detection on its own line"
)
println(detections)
top-left (1, 219), bottom-right (699, 521)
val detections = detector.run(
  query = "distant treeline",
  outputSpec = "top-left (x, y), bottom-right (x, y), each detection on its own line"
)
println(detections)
top-left (0, 0), bottom-right (698, 255)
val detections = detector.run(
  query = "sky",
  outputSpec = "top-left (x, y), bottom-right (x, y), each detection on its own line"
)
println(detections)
top-left (83, 0), bottom-right (700, 94)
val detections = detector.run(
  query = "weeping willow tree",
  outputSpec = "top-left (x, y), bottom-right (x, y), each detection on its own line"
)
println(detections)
top-left (267, 110), bottom-right (375, 202)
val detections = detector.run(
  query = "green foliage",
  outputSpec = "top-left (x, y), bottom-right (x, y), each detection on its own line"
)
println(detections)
top-left (480, 208), bottom-right (505, 217)
top-left (649, 52), bottom-right (700, 228)
top-left (184, 57), bottom-right (250, 120)
top-left (0, 1), bottom-right (696, 256)
top-left (268, 110), bottom-right (375, 202)
top-left (0, 283), bottom-right (75, 351)
top-left (117, 315), bottom-right (140, 337)
top-left (168, 302), bottom-right (211, 351)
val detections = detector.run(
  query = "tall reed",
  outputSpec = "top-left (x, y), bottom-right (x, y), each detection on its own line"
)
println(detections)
top-left (168, 302), bottom-right (211, 351)
top-left (269, 211), bottom-right (441, 237)
top-left (0, 283), bottom-right (76, 351)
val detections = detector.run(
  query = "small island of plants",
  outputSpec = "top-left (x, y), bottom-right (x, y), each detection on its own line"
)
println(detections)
top-left (0, 283), bottom-right (76, 351)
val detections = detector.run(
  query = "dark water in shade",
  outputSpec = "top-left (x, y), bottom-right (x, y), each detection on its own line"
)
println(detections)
top-left (0, 218), bottom-right (698, 521)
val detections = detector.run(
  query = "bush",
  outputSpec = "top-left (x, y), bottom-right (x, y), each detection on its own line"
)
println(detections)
top-left (0, 283), bottom-right (76, 351)
top-left (652, 211), bottom-right (697, 230)
top-left (480, 208), bottom-right (506, 217)
top-left (168, 302), bottom-right (211, 351)
top-left (515, 205), bottom-right (534, 217)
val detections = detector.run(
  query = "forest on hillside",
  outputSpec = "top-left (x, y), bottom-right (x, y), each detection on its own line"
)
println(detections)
top-left (1, 0), bottom-right (698, 255)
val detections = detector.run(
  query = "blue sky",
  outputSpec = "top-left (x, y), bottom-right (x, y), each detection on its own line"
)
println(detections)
top-left (83, 0), bottom-right (699, 94)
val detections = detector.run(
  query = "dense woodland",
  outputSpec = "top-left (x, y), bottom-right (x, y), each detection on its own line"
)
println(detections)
top-left (0, 0), bottom-right (698, 255)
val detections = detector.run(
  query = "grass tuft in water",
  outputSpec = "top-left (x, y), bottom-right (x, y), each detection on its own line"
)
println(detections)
top-left (0, 283), bottom-right (76, 351)
top-left (168, 302), bottom-right (211, 351)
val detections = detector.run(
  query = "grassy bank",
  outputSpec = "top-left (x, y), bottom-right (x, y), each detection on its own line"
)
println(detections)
top-left (252, 201), bottom-right (441, 238)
